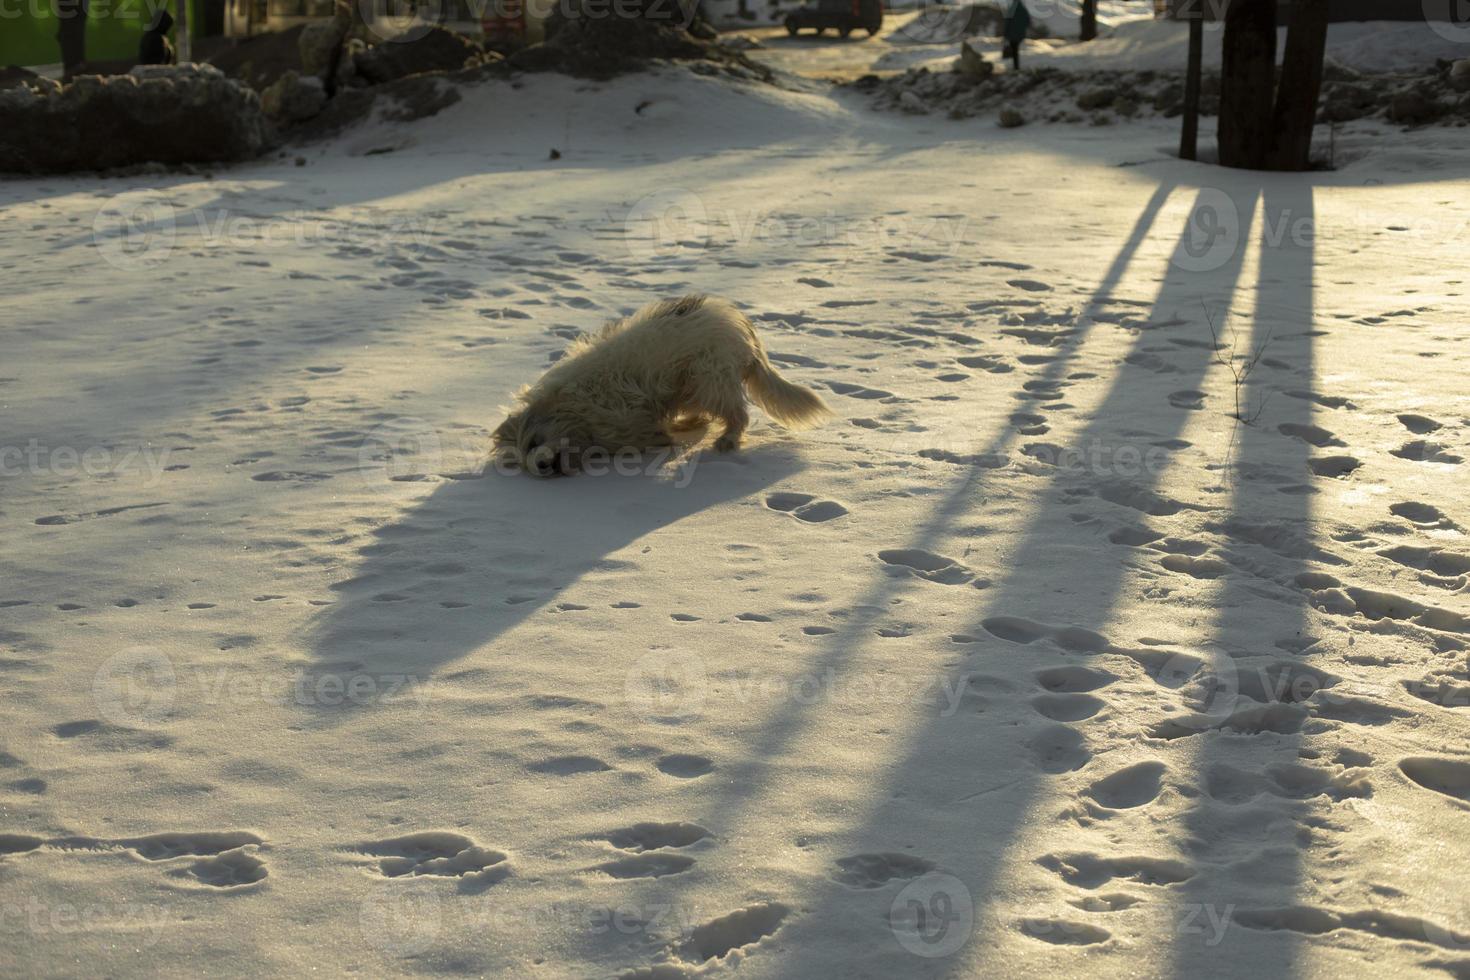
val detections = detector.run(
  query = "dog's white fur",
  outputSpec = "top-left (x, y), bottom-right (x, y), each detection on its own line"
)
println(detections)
top-left (493, 295), bottom-right (832, 476)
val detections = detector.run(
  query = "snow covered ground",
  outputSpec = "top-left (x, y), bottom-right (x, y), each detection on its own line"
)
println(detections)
top-left (3, 44), bottom-right (1470, 980)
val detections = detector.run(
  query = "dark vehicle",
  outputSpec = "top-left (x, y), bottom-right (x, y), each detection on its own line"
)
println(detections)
top-left (784, 0), bottom-right (883, 38)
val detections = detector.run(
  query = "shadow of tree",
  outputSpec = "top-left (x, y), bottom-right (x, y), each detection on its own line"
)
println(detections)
top-left (1166, 179), bottom-right (1318, 976)
top-left (610, 174), bottom-right (1339, 977)
top-left (747, 181), bottom-right (1271, 977)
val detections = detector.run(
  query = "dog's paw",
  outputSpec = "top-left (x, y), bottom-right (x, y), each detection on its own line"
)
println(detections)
top-left (714, 436), bottom-right (741, 453)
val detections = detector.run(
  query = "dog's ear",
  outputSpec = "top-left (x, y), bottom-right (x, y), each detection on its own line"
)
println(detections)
top-left (492, 409), bottom-right (525, 446)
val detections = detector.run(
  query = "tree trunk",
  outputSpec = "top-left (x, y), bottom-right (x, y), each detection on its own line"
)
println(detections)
top-left (1216, 0), bottom-right (1276, 170)
top-left (1180, 13), bottom-right (1202, 160)
top-left (1265, 0), bottom-right (1329, 171)
top-left (54, 0), bottom-right (88, 77)
top-left (1080, 0), bottom-right (1096, 41)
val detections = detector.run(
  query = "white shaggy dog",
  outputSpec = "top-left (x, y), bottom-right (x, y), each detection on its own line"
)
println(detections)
top-left (493, 295), bottom-right (832, 476)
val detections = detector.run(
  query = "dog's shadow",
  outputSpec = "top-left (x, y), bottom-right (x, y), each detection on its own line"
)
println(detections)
top-left (305, 445), bottom-right (806, 699)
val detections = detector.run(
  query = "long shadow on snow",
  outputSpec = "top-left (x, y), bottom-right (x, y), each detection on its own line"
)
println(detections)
top-left (588, 179), bottom-right (1207, 973)
top-left (715, 180), bottom-right (1268, 978)
top-left (1164, 179), bottom-right (1321, 978)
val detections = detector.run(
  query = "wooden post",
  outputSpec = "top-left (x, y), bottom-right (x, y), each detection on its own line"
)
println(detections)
top-left (1179, 2), bottom-right (1202, 160)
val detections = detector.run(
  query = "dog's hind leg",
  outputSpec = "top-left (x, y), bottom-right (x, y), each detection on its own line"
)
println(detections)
top-left (714, 403), bottom-right (748, 452)
top-left (687, 360), bottom-right (750, 452)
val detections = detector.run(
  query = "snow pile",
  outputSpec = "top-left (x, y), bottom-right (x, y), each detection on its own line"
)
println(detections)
top-left (855, 63), bottom-right (1211, 125)
top-left (0, 64), bottom-right (268, 174)
top-left (855, 57), bottom-right (1470, 129)
top-left (351, 26), bottom-right (486, 85)
top-left (508, 12), bottom-right (773, 81)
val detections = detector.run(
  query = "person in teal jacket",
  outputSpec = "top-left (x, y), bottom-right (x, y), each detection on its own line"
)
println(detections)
top-left (1003, 0), bottom-right (1030, 70)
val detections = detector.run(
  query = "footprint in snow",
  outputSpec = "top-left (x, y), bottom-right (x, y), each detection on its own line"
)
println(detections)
top-left (1378, 545), bottom-right (1470, 587)
top-left (180, 850), bottom-right (268, 888)
top-left (1398, 413), bottom-right (1442, 434)
top-left (1031, 693), bottom-right (1106, 722)
top-left (1018, 919), bottom-right (1110, 946)
top-left (595, 853), bottom-right (695, 878)
top-left (888, 250), bottom-right (946, 263)
top-left (1158, 554), bottom-right (1230, 580)
top-left (832, 852), bottom-right (936, 888)
top-left (957, 354), bottom-right (1013, 374)
top-left (1283, 390), bottom-right (1355, 410)
top-left (1277, 422), bottom-right (1344, 447)
top-left (1307, 455), bottom-right (1361, 478)
top-left (656, 753), bottom-right (714, 778)
top-left (679, 902), bottom-right (790, 963)
top-left (1035, 665), bottom-right (1115, 693)
top-left (1399, 757), bottom-right (1470, 802)
top-left (1036, 852), bottom-right (1193, 889)
top-left (1390, 501), bottom-right (1455, 528)
top-left (1391, 440), bottom-right (1463, 464)
top-left (1084, 761), bottom-right (1166, 810)
top-left (765, 491), bottom-right (849, 523)
top-left (603, 822), bottom-right (709, 851)
top-left (1029, 725), bottom-right (1091, 774)
top-left (1011, 411), bottom-right (1048, 434)
top-left (2, 831), bottom-right (270, 888)
top-left (1168, 389), bottom-right (1205, 410)
top-left (878, 549), bottom-right (981, 586)
top-left (825, 380), bottom-right (893, 400)
top-left (981, 616), bottom-right (1110, 652)
top-left (251, 471), bottom-right (333, 483)
top-left (354, 831), bottom-right (509, 885)
top-left (526, 755), bottom-right (613, 775)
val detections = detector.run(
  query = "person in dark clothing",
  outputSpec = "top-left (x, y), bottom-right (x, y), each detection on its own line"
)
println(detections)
top-left (55, 0), bottom-right (89, 80)
top-left (138, 8), bottom-right (175, 65)
top-left (1002, 0), bottom-right (1030, 70)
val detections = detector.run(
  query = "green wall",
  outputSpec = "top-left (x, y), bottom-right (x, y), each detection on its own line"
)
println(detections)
top-left (1, 0), bottom-right (202, 68)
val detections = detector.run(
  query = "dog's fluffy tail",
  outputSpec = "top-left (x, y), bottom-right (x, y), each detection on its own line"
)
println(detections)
top-left (745, 357), bottom-right (833, 431)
